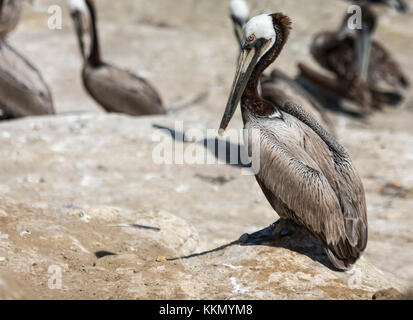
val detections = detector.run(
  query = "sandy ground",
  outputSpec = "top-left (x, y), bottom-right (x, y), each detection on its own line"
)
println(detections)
top-left (0, 0), bottom-right (412, 295)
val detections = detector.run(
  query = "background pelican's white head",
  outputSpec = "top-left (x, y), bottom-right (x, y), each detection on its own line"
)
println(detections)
top-left (67, 0), bottom-right (90, 31)
top-left (67, 0), bottom-right (88, 15)
top-left (228, 0), bottom-right (250, 24)
top-left (242, 14), bottom-right (276, 59)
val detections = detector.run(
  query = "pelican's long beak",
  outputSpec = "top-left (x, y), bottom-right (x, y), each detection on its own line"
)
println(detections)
top-left (356, 25), bottom-right (372, 83)
top-left (219, 46), bottom-right (260, 134)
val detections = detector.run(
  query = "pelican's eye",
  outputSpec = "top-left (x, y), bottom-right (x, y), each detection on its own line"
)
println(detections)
top-left (246, 34), bottom-right (256, 43)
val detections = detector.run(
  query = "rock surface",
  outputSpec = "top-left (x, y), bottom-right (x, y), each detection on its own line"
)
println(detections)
top-left (0, 195), bottom-right (199, 299)
top-left (0, 273), bottom-right (32, 300)
top-left (1, 112), bottom-right (412, 292)
top-left (0, 195), bottom-right (408, 299)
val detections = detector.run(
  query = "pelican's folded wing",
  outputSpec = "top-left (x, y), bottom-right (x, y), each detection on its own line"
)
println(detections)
top-left (251, 103), bottom-right (367, 269)
top-left (256, 131), bottom-right (346, 247)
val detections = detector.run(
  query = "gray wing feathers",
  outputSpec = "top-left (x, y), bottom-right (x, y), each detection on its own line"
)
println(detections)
top-left (283, 101), bottom-right (367, 249)
top-left (258, 133), bottom-right (347, 246)
top-left (0, 42), bottom-right (54, 117)
top-left (83, 64), bottom-right (165, 116)
top-left (254, 101), bottom-right (367, 269)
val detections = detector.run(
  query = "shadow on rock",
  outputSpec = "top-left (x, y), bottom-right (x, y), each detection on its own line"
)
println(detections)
top-left (95, 251), bottom-right (117, 259)
top-left (167, 240), bottom-right (240, 262)
top-left (239, 221), bottom-right (339, 271)
top-left (152, 124), bottom-right (251, 169)
top-left (168, 220), bottom-right (338, 271)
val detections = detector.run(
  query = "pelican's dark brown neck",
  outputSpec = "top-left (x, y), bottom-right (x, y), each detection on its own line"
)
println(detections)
top-left (85, 0), bottom-right (102, 67)
top-left (242, 13), bottom-right (291, 115)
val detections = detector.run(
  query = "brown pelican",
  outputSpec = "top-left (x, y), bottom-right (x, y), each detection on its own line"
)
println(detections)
top-left (219, 13), bottom-right (368, 270)
top-left (67, 0), bottom-right (165, 116)
top-left (0, 0), bottom-right (54, 118)
top-left (299, 4), bottom-right (409, 110)
top-left (228, 0), bottom-right (335, 133)
top-left (0, 0), bottom-right (23, 38)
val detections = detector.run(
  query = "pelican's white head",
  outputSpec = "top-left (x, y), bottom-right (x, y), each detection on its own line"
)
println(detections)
top-left (228, 0), bottom-right (250, 24)
top-left (242, 14), bottom-right (276, 59)
top-left (219, 13), bottom-right (291, 133)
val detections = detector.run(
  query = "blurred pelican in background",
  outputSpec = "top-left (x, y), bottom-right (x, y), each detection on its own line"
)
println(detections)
top-left (0, 0), bottom-right (23, 38)
top-left (228, 0), bottom-right (335, 134)
top-left (228, 0), bottom-right (250, 47)
top-left (67, 0), bottom-right (166, 116)
top-left (0, 0), bottom-right (54, 119)
top-left (299, 3), bottom-right (409, 112)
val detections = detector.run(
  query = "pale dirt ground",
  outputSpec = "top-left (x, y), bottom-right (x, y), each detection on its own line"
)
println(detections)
top-left (0, 0), bottom-right (412, 297)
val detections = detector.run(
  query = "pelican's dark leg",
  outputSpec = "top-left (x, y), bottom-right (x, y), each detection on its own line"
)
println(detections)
top-left (239, 219), bottom-right (298, 245)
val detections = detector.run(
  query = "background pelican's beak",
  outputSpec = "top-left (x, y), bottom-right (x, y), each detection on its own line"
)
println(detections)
top-left (356, 25), bottom-right (372, 83)
top-left (219, 46), bottom-right (260, 134)
top-left (71, 10), bottom-right (87, 61)
top-left (231, 17), bottom-right (244, 47)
